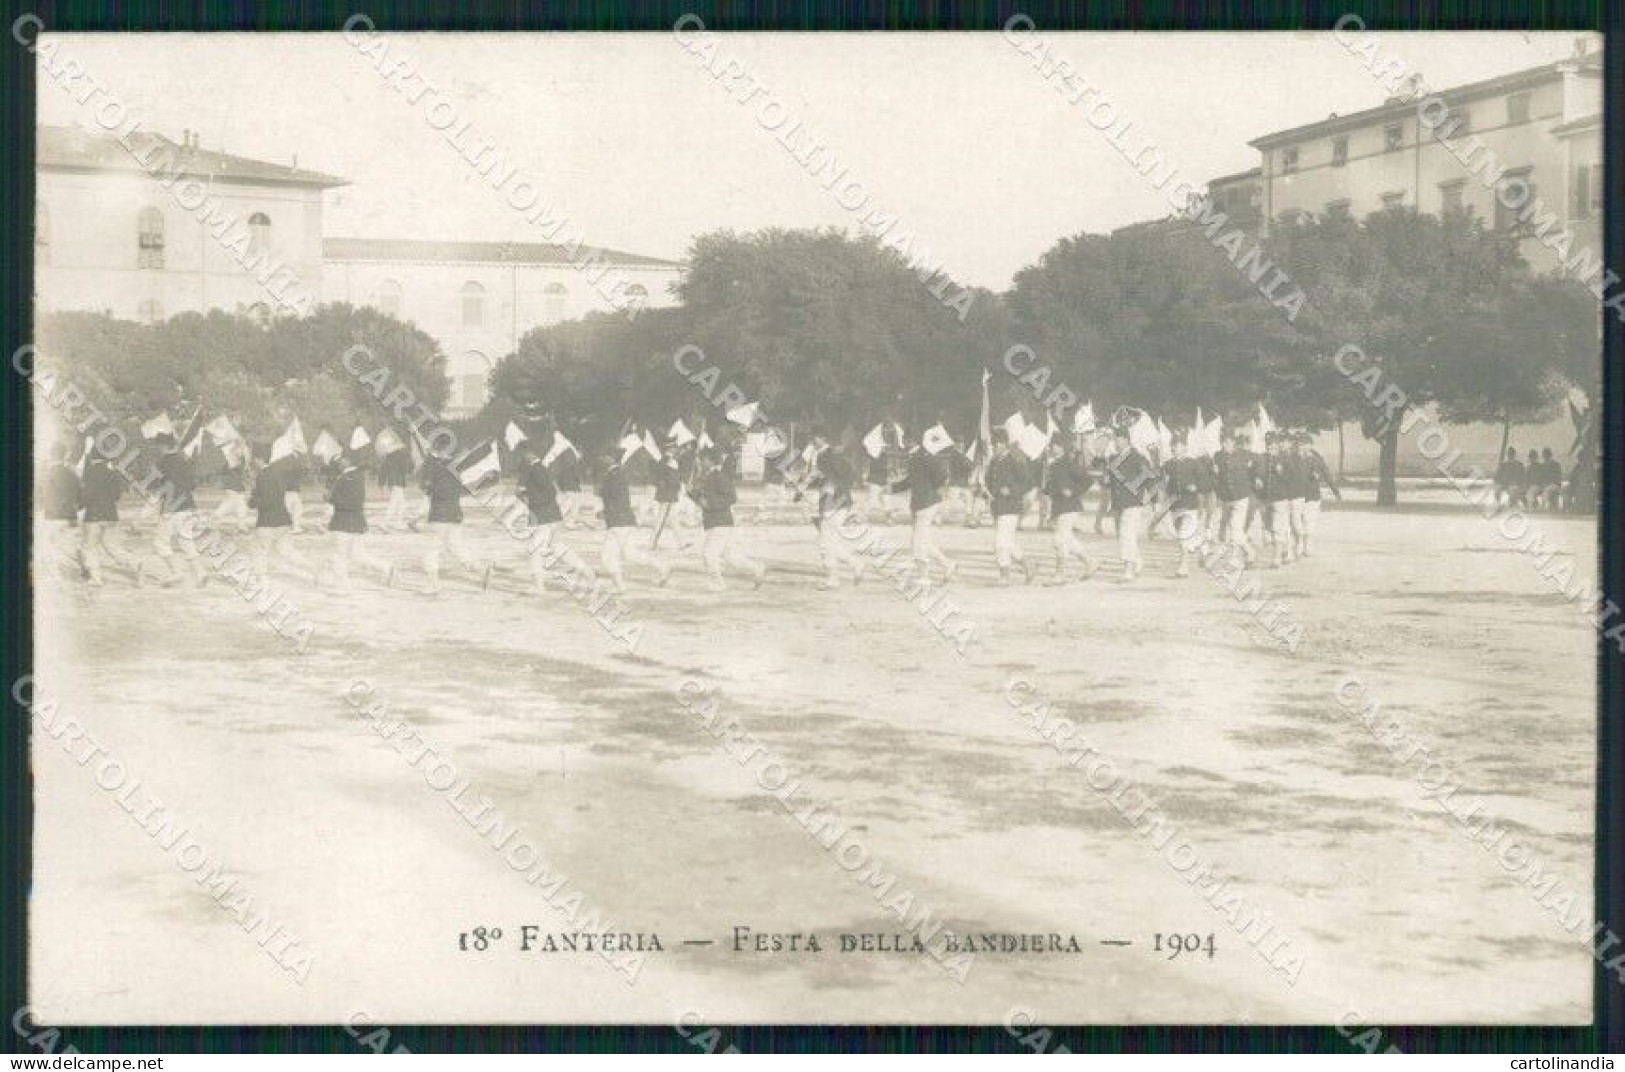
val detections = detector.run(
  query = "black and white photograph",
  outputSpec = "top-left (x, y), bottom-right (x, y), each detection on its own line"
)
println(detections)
top-left (11, 16), bottom-right (1619, 1048)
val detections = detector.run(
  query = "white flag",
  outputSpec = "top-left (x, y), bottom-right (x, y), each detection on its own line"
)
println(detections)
top-left (619, 431), bottom-right (644, 465)
top-left (1018, 423), bottom-right (1050, 460)
top-left (270, 418), bottom-right (307, 463)
top-left (374, 427), bottom-right (404, 457)
top-left (1002, 412), bottom-right (1028, 441)
top-left (1247, 418), bottom-right (1266, 454)
top-left (1129, 414), bottom-right (1159, 454)
top-left (697, 430), bottom-right (715, 451)
top-left (349, 426), bottom-right (372, 451)
top-left (668, 419), bottom-right (696, 446)
top-left (641, 430), bottom-right (663, 461)
top-left (922, 423), bottom-right (954, 456)
top-left (862, 424), bottom-right (887, 459)
top-left (726, 401), bottom-right (760, 428)
top-left (457, 441), bottom-right (501, 489)
top-left (203, 416), bottom-right (241, 444)
top-left (1201, 416), bottom-right (1224, 458)
top-left (1072, 402), bottom-right (1096, 434)
top-left (542, 431), bottom-right (575, 468)
top-left (312, 430), bottom-right (342, 464)
top-left (503, 421), bottom-right (527, 450)
top-left (1256, 403), bottom-right (1275, 437)
top-left (141, 413), bottom-right (175, 440)
top-left (1156, 418), bottom-right (1173, 456)
top-left (759, 427), bottom-right (789, 459)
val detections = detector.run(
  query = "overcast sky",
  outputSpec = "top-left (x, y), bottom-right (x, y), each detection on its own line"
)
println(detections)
top-left (39, 30), bottom-right (1590, 291)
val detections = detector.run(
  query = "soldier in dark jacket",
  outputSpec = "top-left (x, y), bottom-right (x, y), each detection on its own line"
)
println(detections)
top-left (984, 434), bottom-right (1036, 584)
top-left (80, 453), bottom-right (134, 586)
top-left (650, 448), bottom-right (694, 551)
top-left (1295, 433), bottom-right (1340, 557)
top-left (378, 443), bottom-right (415, 531)
top-left (689, 451), bottom-right (765, 591)
top-left (1162, 434), bottom-right (1213, 577)
top-left (1212, 430), bottom-right (1258, 564)
top-left (250, 449), bottom-right (317, 583)
top-left (418, 455), bottom-right (490, 595)
top-left (1257, 433), bottom-right (1295, 568)
top-left (328, 450), bottom-right (393, 590)
top-left (598, 452), bottom-right (671, 594)
top-left (812, 437), bottom-right (865, 589)
top-left (512, 445), bottom-right (562, 596)
top-left (1043, 440), bottom-right (1095, 582)
top-left (1106, 434), bottom-right (1157, 580)
top-left (39, 443), bottom-right (84, 582)
top-left (141, 434), bottom-right (207, 587)
top-left (1494, 448), bottom-right (1527, 509)
top-left (892, 444), bottom-right (956, 585)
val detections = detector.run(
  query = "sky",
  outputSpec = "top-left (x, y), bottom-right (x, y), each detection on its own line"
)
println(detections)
top-left (37, 30), bottom-right (1591, 292)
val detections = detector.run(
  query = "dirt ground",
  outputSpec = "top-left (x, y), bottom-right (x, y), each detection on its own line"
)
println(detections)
top-left (27, 484), bottom-right (1598, 1025)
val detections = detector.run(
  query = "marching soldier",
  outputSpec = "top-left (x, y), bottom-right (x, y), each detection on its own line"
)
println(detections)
top-left (1042, 439), bottom-right (1095, 582)
top-left (213, 449), bottom-right (252, 533)
top-left (690, 449), bottom-right (766, 592)
top-left (249, 447), bottom-right (318, 583)
top-left (811, 435), bottom-right (866, 589)
top-left (418, 453), bottom-right (492, 595)
top-left (378, 439), bottom-right (416, 531)
top-left (511, 443), bottom-right (563, 596)
top-left (39, 443), bottom-right (85, 582)
top-left (598, 450), bottom-right (672, 594)
top-left (327, 448), bottom-right (394, 590)
top-left (1295, 432), bottom-right (1340, 558)
top-left (1257, 432), bottom-right (1295, 568)
top-left (1106, 432), bottom-right (1157, 581)
top-left (892, 439), bottom-right (957, 586)
top-left (1212, 429), bottom-right (1257, 565)
top-left (650, 446), bottom-right (694, 551)
top-left (139, 433), bottom-right (207, 587)
top-left (985, 432), bottom-right (1036, 584)
top-left (80, 452), bottom-right (134, 586)
top-left (1162, 432), bottom-right (1213, 578)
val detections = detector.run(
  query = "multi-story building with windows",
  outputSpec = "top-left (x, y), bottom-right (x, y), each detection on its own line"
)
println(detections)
top-left (35, 123), bottom-right (685, 416)
top-left (321, 238), bottom-right (683, 415)
top-left (36, 124), bottom-right (344, 326)
top-left (1246, 43), bottom-right (1602, 273)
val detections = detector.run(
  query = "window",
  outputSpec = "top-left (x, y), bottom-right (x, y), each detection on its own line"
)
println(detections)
top-left (1331, 137), bottom-right (1349, 167)
top-left (247, 302), bottom-right (271, 327)
top-left (1572, 164), bottom-right (1599, 220)
top-left (248, 213), bottom-right (271, 256)
top-left (1495, 168), bottom-right (1534, 232)
top-left (137, 206), bottom-right (165, 269)
top-left (460, 281), bottom-right (485, 327)
top-left (1439, 179), bottom-right (1467, 215)
top-left (375, 278), bottom-right (403, 319)
top-left (35, 202), bottom-right (49, 265)
top-left (1380, 191), bottom-right (1405, 210)
top-left (1280, 147), bottom-right (1299, 174)
top-left (1507, 92), bottom-right (1530, 124)
top-left (542, 282), bottom-right (568, 320)
top-left (137, 299), bottom-right (163, 325)
top-left (1384, 122), bottom-right (1404, 152)
top-left (1324, 199), bottom-right (1352, 218)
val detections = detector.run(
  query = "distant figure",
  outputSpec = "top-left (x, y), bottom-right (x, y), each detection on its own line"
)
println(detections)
top-left (1494, 448), bottom-right (1527, 509)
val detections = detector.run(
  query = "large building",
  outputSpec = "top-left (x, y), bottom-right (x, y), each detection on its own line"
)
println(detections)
top-left (34, 124), bottom-right (683, 415)
top-left (322, 238), bottom-right (682, 414)
top-left (36, 124), bottom-right (344, 326)
top-left (1246, 43), bottom-right (1602, 274)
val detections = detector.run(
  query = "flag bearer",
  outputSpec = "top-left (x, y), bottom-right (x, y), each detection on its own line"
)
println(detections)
top-left (378, 439), bottom-right (415, 531)
top-left (80, 453), bottom-right (134, 586)
top-left (39, 442), bottom-right (84, 581)
top-left (511, 444), bottom-right (562, 596)
top-left (813, 436), bottom-right (866, 589)
top-left (599, 450), bottom-right (672, 594)
top-left (419, 454), bottom-right (491, 595)
top-left (1213, 430), bottom-right (1257, 565)
top-left (1043, 440), bottom-right (1095, 582)
top-left (891, 437), bottom-right (957, 586)
top-left (1257, 433), bottom-right (1295, 568)
top-left (1162, 433), bottom-right (1212, 578)
top-left (140, 433), bottom-right (207, 587)
top-left (1107, 432), bottom-right (1157, 581)
top-left (249, 448), bottom-right (318, 584)
top-left (327, 449), bottom-right (393, 591)
top-left (1295, 433), bottom-right (1340, 557)
top-left (690, 450), bottom-right (766, 592)
top-left (985, 432), bottom-right (1036, 584)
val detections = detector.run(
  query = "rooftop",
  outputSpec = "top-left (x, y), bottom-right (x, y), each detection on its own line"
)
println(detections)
top-left (1250, 51), bottom-right (1602, 149)
top-left (324, 236), bottom-right (684, 269)
top-left (38, 124), bottom-right (348, 188)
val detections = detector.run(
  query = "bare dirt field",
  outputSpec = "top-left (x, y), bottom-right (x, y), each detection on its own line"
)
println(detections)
top-left (28, 485), bottom-right (1598, 1025)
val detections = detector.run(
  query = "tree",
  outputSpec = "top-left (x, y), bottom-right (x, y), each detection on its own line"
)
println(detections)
top-left (1268, 207), bottom-right (1595, 505)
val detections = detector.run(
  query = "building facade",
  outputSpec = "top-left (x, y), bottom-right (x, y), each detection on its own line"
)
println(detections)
top-left (36, 124), bottom-right (343, 326)
top-left (1246, 45), bottom-right (1602, 274)
top-left (322, 239), bottom-right (683, 415)
top-left (35, 124), bottom-right (685, 417)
